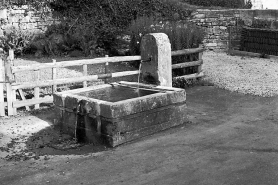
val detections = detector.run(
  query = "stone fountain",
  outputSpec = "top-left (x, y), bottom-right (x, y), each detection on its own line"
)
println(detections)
top-left (53, 33), bottom-right (188, 147)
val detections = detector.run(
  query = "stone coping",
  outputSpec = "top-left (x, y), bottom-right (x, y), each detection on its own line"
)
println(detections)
top-left (54, 81), bottom-right (186, 119)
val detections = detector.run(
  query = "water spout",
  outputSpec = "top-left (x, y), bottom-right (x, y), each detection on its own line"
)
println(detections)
top-left (136, 61), bottom-right (143, 95)
top-left (141, 57), bottom-right (151, 63)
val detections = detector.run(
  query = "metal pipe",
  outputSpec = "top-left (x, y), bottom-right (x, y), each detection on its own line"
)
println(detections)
top-left (141, 57), bottom-right (152, 63)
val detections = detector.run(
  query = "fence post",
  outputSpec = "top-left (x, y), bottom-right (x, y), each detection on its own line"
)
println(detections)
top-left (9, 49), bottom-right (14, 61)
top-left (198, 44), bottom-right (203, 75)
top-left (228, 26), bottom-right (232, 51)
top-left (5, 55), bottom-right (15, 116)
top-left (18, 89), bottom-right (30, 111)
top-left (105, 55), bottom-right (109, 84)
top-left (83, 64), bottom-right (88, 87)
top-left (34, 70), bottom-right (40, 109)
top-left (0, 58), bottom-right (5, 116)
top-left (9, 49), bottom-right (16, 115)
top-left (52, 59), bottom-right (57, 94)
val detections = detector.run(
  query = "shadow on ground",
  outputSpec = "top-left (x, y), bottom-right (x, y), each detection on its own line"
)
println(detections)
top-left (25, 107), bottom-right (109, 157)
top-left (25, 126), bottom-right (109, 157)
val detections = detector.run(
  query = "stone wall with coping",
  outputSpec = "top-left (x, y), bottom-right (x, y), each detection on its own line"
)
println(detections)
top-left (0, 5), bottom-right (56, 36)
top-left (190, 9), bottom-right (278, 50)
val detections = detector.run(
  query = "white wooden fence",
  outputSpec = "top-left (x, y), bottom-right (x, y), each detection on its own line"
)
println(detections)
top-left (0, 47), bottom-right (204, 116)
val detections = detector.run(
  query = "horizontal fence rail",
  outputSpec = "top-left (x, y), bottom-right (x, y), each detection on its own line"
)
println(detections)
top-left (11, 49), bottom-right (205, 73)
top-left (172, 60), bottom-right (203, 69)
top-left (171, 48), bottom-right (205, 57)
top-left (13, 96), bottom-right (53, 108)
top-left (0, 47), bottom-right (204, 116)
top-left (172, 47), bottom-right (204, 81)
top-left (12, 71), bottom-right (140, 89)
top-left (173, 72), bottom-right (204, 80)
top-left (11, 56), bottom-right (142, 73)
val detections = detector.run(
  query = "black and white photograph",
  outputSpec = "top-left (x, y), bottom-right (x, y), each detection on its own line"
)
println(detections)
top-left (1, 0), bottom-right (278, 184)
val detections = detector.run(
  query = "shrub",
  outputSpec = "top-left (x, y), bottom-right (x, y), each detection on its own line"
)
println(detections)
top-left (129, 16), bottom-right (204, 54)
top-left (44, 23), bottom-right (98, 56)
top-left (251, 19), bottom-right (272, 29)
top-left (49, 0), bottom-right (194, 55)
top-left (0, 26), bottom-right (35, 56)
top-left (244, 0), bottom-right (252, 9)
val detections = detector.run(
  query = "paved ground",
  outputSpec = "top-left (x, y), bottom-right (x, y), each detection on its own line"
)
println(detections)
top-left (1, 85), bottom-right (278, 185)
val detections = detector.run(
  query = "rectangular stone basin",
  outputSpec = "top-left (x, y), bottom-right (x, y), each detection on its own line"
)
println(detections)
top-left (53, 81), bottom-right (188, 147)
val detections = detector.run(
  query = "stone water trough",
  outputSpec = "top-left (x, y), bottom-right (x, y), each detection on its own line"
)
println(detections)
top-left (53, 33), bottom-right (188, 147)
top-left (53, 81), bottom-right (187, 147)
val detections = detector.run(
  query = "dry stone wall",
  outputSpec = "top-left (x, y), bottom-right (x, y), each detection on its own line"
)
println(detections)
top-left (0, 5), bottom-right (56, 36)
top-left (190, 9), bottom-right (278, 50)
top-left (1, 6), bottom-right (278, 51)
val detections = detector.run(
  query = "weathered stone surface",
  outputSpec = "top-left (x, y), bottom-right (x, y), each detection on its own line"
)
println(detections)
top-left (21, 15), bottom-right (31, 23)
top-left (206, 18), bottom-right (218, 22)
top-left (27, 23), bottom-right (36, 29)
top-left (191, 9), bottom-right (278, 50)
top-left (53, 94), bottom-right (65, 107)
top-left (205, 43), bottom-right (217, 47)
top-left (0, 9), bottom-right (7, 19)
top-left (194, 14), bottom-right (206, 19)
top-left (64, 96), bottom-right (79, 110)
top-left (53, 82), bottom-right (187, 147)
top-left (219, 26), bottom-right (227, 30)
top-left (107, 110), bottom-right (189, 147)
top-left (166, 90), bottom-right (186, 104)
top-left (140, 33), bottom-right (172, 87)
top-left (100, 92), bottom-right (169, 118)
top-left (213, 26), bottom-right (221, 33)
top-left (53, 106), bottom-right (63, 125)
top-left (12, 22), bottom-right (19, 28)
top-left (11, 9), bottom-right (25, 14)
top-left (75, 116), bottom-right (102, 144)
top-left (9, 14), bottom-right (23, 23)
top-left (101, 103), bottom-right (187, 136)
top-left (1, 5), bottom-right (56, 36)
top-left (62, 111), bottom-right (76, 136)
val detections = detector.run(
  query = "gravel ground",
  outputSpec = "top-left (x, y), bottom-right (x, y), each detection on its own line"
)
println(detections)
top-left (202, 51), bottom-right (278, 97)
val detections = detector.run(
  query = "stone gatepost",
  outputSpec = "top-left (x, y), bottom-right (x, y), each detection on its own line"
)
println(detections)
top-left (140, 33), bottom-right (172, 87)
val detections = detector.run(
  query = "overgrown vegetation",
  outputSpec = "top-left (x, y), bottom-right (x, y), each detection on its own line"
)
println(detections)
top-left (129, 16), bottom-right (204, 69)
top-left (45, 0), bottom-right (194, 56)
top-left (0, 0), bottom-right (195, 57)
top-left (129, 16), bottom-right (204, 54)
top-left (0, 26), bottom-right (35, 56)
top-left (250, 19), bottom-right (278, 29)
